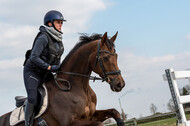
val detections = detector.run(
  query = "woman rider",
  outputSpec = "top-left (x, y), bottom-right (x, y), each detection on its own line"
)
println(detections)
top-left (23, 10), bottom-right (66, 126)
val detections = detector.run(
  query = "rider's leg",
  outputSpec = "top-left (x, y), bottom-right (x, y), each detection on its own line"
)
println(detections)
top-left (23, 66), bottom-right (43, 126)
top-left (24, 100), bottom-right (35, 126)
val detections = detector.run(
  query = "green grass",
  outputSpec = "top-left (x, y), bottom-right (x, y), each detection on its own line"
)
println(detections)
top-left (138, 118), bottom-right (177, 126)
top-left (107, 117), bottom-right (177, 126)
top-left (106, 112), bottom-right (190, 126)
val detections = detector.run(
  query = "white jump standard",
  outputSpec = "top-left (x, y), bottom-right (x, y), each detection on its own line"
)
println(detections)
top-left (163, 68), bottom-right (190, 126)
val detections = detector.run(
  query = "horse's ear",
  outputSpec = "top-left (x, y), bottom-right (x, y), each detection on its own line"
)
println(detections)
top-left (110, 31), bottom-right (118, 43)
top-left (101, 32), bottom-right (108, 45)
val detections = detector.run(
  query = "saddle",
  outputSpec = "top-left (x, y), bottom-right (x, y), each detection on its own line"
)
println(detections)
top-left (9, 84), bottom-right (48, 126)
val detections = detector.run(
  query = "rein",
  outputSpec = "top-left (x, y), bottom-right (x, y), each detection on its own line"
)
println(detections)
top-left (54, 40), bottom-right (121, 91)
top-left (54, 72), bottom-right (103, 91)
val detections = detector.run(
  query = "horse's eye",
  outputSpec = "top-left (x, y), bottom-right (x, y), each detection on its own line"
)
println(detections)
top-left (103, 56), bottom-right (109, 62)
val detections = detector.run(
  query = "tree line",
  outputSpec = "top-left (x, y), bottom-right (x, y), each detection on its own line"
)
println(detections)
top-left (150, 85), bottom-right (190, 116)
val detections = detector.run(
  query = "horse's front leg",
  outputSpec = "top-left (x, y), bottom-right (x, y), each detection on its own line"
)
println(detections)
top-left (91, 109), bottom-right (125, 126)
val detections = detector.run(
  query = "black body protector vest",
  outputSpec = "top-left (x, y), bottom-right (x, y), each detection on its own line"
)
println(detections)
top-left (46, 32), bottom-right (64, 65)
top-left (23, 32), bottom-right (64, 66)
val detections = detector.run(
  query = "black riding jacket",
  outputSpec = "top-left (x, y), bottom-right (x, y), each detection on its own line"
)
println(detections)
top-left (25, 26), bottom-right (64, 73)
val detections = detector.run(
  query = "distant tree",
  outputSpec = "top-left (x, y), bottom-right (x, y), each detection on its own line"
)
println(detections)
top-left (181, 87), bottom-right (190, 108)
top-left (150, 103), bottom-right (157, 115)
top-left (182, 87), bottom-right (188, 95)
top-left (167, 98), bottom-right (175, 112)
top-left (185, 85), bottom-right (190, 91)
top-left (139, 113), bottom-right (143, 119)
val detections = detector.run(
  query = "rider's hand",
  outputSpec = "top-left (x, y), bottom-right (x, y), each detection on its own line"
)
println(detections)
top-left (48, 65), bottom-right (60, 72)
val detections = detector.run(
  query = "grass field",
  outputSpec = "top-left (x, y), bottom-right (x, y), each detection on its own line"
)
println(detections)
top-left (105, 112), bottom-right (190, 126)
top-left (105, 117), bottom-right (177, 126)
top-left (138, 117), bottom-right (177, 126)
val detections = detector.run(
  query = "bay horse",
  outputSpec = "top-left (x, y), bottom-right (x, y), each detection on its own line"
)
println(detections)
top-left (0, 32), bottom-right (125, 126)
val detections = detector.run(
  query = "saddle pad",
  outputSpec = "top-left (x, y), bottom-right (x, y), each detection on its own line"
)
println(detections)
top-left (9, 84), bottom-right (48, 126)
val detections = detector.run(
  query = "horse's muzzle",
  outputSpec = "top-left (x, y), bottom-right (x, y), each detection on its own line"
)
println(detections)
top-left (109, 76), bottom-right (125, 92)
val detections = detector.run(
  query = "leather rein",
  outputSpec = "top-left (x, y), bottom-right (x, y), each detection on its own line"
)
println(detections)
top-left (54, 40), bottom-right (121, 91)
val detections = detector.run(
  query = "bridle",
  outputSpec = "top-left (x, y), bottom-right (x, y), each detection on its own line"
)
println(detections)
top-left (93, 40), bottom-right (121, 82)
top-left (54, 40), bottom-right (121, 91)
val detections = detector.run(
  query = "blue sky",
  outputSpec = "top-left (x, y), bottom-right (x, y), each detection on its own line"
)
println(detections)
top-left (89, 0), bottom-right (190, 56)
top-left (1, 0), bottom-right (190, 120)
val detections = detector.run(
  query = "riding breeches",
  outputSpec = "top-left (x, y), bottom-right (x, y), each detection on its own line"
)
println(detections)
top-left (23, 65), bottom-right (46, 105)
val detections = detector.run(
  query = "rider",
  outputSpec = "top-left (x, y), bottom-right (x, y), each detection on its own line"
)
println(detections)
top-left (23, 10), bottom-right (66, 126)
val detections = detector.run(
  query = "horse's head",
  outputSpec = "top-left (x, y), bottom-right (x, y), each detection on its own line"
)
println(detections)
top-left (91, 32), bottom-right (125, 92)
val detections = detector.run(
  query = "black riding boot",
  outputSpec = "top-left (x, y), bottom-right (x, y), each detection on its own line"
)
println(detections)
top-left (25, 100), bottom-right (35, 126)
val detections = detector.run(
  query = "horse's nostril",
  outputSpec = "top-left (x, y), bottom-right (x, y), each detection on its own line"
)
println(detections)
top-left (117, 83), bottom-right (121, 88)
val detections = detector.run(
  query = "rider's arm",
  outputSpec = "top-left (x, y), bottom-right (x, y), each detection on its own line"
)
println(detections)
top-left (30, 34), bottom-right (50, 70)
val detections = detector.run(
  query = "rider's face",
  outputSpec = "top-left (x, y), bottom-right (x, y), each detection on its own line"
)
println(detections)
top-left (48, 20), bottom-right (63, 32)
top-left (53, 20), bottom-right (63, 32)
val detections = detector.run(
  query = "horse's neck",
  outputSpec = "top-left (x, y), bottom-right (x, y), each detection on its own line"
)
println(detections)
top-left (58, 41), bottom-right (98, 91)
top-left (62, 41), bottom-right (97, 75)
top-left (59, 41), bottom-right (97, 92)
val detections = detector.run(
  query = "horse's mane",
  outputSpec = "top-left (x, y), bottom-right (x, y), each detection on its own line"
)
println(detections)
top-left (61, 33), bottom-right (115, 65)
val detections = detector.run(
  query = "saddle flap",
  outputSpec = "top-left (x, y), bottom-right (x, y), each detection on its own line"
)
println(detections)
top-left (10, 84), bottom-right (48, 126)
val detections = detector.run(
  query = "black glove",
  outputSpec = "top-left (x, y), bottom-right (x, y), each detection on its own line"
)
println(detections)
top-left (50, 65), bottom-right (60, 72)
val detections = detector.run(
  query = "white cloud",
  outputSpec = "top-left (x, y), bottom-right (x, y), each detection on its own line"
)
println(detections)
top-left (118, 50), bottom-right (190, 88)
top-left (0, 57), bottom-right (23, 69)
top-left (0, 0), bottom-right (107, 60)
top-left (0, 23), bottom-right (37, 47)
top-left (0, 0), bottom-right (106, 29)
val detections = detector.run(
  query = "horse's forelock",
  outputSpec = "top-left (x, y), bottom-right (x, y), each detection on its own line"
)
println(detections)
top-left (106, 39), bottom-right (115, 50)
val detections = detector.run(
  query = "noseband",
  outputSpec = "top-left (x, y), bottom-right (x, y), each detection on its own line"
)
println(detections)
top-left (54, 40), bottom-right (121, 91)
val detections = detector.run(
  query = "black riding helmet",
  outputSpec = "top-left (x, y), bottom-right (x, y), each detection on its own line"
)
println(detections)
top-left (44, 10), bottom-right (66, 31)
